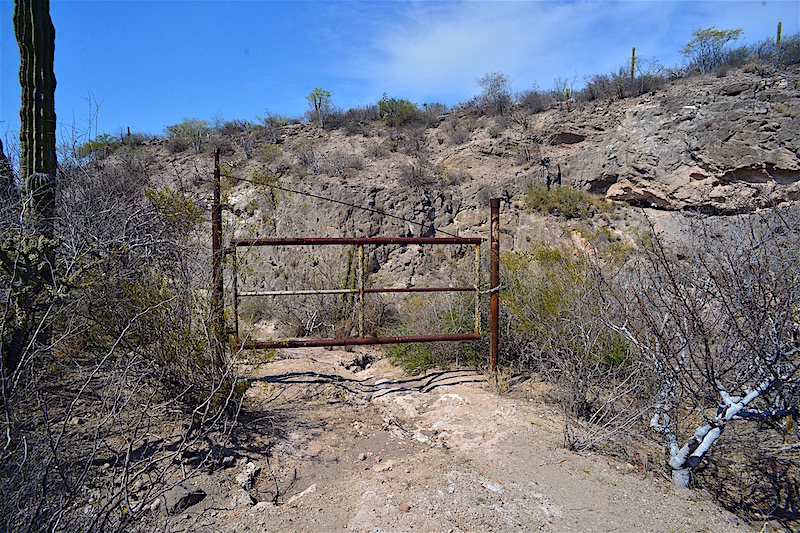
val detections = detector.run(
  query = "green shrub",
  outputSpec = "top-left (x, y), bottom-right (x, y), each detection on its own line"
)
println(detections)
top-left (386, 336), bottom-right (441, 374)
top-left (384, 293), bottom-right (483, 374)
top-left (165, 117), bottom-right (209, 153)
top-left (75, 133), bottom-right (120, 161)
top-left (682, 26), bottom-right (743, 74)
top-left (501, 244), bottom-right (637, 427)
top-left (378, 95), bottom-right (423, 126)
top-left (523, 184), bottom-right (608, 219)
top-left (487, 125), bottom-right (503, 138)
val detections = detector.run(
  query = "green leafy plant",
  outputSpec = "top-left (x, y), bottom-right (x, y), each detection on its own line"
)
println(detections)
top-left (378, 94), bottom-right (422, 126)
top-left (165, 117), bottom-right (209, 153)
top-left (682, 26), bottom-right (743, 73)
top-left (523, 183), bottom-right (609, 219)
top-left (75, 133), bottom-right (120, 162)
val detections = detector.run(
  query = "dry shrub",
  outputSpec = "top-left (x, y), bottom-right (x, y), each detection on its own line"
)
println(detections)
top-left (1, 154), bottom-right (242, 531)
top-left (500, 241), bottom-right (649, 451)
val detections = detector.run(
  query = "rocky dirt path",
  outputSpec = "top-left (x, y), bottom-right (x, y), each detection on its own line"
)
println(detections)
top-left (165, 347), bottom-right (752, 532)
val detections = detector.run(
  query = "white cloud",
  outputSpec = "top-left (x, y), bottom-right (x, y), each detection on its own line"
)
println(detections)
top-left (343, 0), bottom-right (799, 105)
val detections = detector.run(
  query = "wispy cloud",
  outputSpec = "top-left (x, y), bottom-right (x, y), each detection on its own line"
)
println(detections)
top-left (346, 0), bottom-right (798, 104)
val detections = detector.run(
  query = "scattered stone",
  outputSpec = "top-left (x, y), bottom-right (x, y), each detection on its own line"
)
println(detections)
top-left (358, 453), bottom-right (368, 461)
top-left (231, 488), bottom-right (256, 508)
top-left (373, 460), bottom-right (394, 473)
top-left (286, 483), bottom-right (317, 506)
top-left (253, 501), bottom-right (274, 512)
top-left (222, 455), bottom-right (236, 468)
top-left (236, 461), bottom-right (261, 489)
top-left (162, 482), bottom-right (206, 515)
top-left (398, 503), bottom-right (410, 512)
top-left (482, 480), bottom-right (503, 493)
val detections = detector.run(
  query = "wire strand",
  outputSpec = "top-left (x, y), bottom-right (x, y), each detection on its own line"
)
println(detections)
top-left (224, 173), bottom-right (470, 239)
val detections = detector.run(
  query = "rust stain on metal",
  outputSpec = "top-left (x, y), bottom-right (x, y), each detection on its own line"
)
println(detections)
top-left (489, 198), bottom-right (500, 374)
top-left (236, 333), bottom-right (481, 350)
top-left (231, 236), bottom-right (482, 246)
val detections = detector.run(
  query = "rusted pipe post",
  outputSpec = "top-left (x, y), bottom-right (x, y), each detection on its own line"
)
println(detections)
top-left (211, 148), bottom-right (224, 376)
top-left (231, 248), bottom-right (240, 344)
top-left (358, 244), bottom-right (365, 337)
top-left (474, 243), bottom-right (480, 335)
top-left (489, 198), bottom-right (500, 373)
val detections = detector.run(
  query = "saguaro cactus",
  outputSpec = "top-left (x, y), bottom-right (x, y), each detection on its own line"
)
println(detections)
top-left (631, 46), bottom-right (636, 81)
top-left (777, 21), bottom-right (782, 48)
top-left (14, 0), bottom-right (57, 235)
top-left (4, 0), bottom-right (57, 374)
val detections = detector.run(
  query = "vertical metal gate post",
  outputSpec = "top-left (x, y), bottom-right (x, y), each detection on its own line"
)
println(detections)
top-left (489, 198), bottom-right (500, 373)
top-left (211, 148), bottom-right (225, 377)
top-left (357, 244), bottom-right (365, 337)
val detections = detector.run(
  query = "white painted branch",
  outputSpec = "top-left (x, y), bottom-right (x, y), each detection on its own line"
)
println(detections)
top-left (689, 426), bottom-right (721, 462)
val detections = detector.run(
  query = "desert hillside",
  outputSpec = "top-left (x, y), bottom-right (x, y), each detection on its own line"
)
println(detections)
top-left (134, 65), bottom-right (800, 238)
top-left (4, 62), bottom-right (800, 533)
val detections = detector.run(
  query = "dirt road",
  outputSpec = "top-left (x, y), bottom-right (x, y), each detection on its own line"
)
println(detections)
top-left (166, 347), bottom-right (752, 532)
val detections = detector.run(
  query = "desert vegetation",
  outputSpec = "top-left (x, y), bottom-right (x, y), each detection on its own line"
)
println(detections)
top-left (3, 4), bottom-right (800, 529)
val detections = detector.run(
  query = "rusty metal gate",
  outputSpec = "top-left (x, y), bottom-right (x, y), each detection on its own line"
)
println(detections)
top-left (209, 150), bottom-right (500, 371)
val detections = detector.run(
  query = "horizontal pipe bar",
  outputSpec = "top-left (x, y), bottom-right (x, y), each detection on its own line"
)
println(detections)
top-left (239, 289), bottom-right (354, 296)
top-left (365, 286), bottom-right (475, 294)
top-left (239, 286), bottom-right (477, 297)
top-left (230, 236), bottom-right (483, 246)
top-left (236, 333), bottom-right (481, 349)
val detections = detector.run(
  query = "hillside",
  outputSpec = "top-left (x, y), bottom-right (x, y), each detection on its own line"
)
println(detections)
top-left (109, 65), bottom-right (798, 531)
top-left (130, 65), bottom-right (800, 239)
top-left (4, 65), bottom-right (799, 532)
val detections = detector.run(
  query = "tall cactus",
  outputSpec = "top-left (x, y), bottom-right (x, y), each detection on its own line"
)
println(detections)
top-left (4, 0), bottom-right (57, 374)
top-left (14, 0), bottom-right (57, 235)
top-left (631, 46), bottom-right (636, 81)
top-left (777, 21), bottom-right (782, 48)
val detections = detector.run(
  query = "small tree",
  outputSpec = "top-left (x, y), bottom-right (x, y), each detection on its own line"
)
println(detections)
top-left (477, 72), bottom-right (512, 116)
top-left (165, 117), bottom-right (209, 153)
top-left (378, 94), bottom-right (421, 126)
top-left (682, 26), bottom-right (743, 73)
top-left (610, 209), bottom-right (800, 487)
top-left (305, 87), bottom-right (332, 127)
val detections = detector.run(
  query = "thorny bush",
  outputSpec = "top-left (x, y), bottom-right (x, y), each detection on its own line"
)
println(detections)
top-left (1, 149), bottom-right (244, 531)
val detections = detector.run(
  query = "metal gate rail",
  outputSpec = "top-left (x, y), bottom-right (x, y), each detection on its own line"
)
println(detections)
top-left (228, 236), bottom-right (482, 350)
top-left (210, 149), bottom-right (501, 371)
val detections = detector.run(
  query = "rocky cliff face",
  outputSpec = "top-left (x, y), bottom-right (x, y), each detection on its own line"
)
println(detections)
top-left (559, 69), bottom-right (800, 213)
top-left (110, 65), bottom-right (798, 335)
top-left (136, 65), bottom-right (800, 250)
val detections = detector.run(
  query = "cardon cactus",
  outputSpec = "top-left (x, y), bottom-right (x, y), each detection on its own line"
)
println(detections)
top-left (15, 0), bottom-right (57, 233)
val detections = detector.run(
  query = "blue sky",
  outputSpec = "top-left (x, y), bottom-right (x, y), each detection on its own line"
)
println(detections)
top-left (1, 0), bottom-right (798, 143)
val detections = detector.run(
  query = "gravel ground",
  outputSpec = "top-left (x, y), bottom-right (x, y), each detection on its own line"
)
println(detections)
top-left (160, 347), bottom-right (755, 533)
